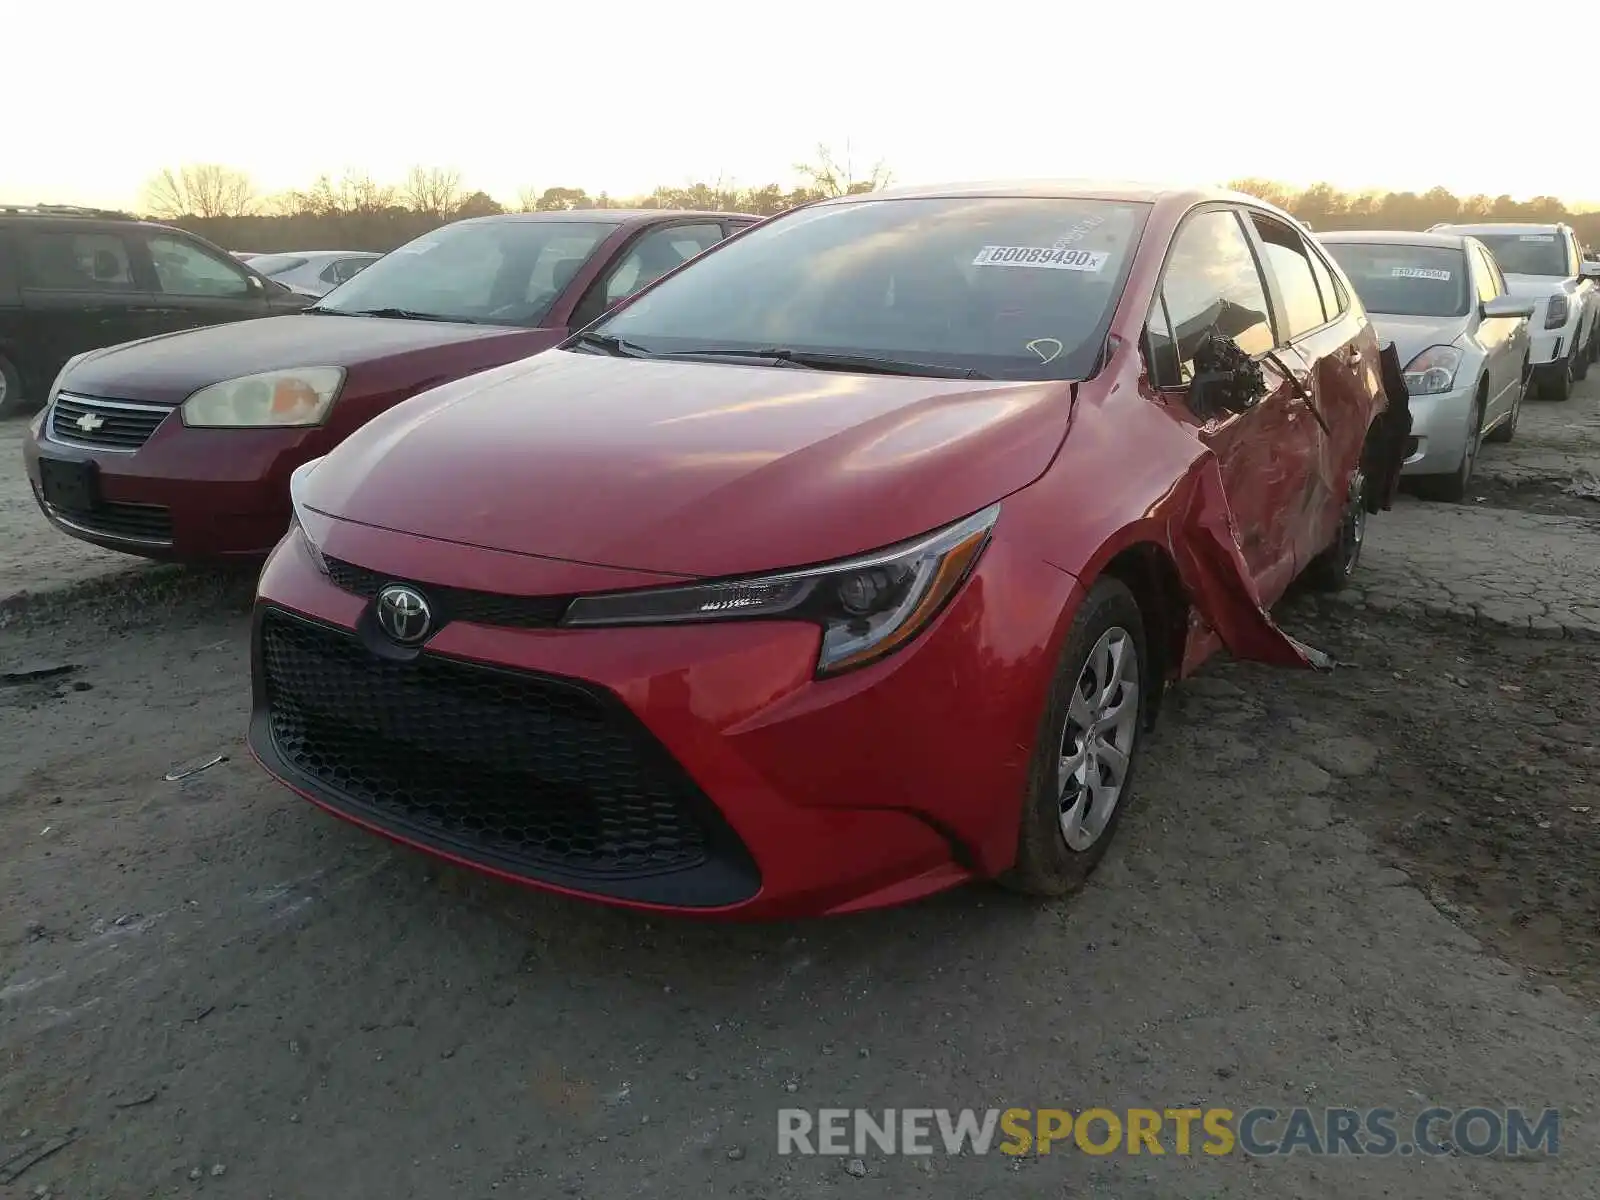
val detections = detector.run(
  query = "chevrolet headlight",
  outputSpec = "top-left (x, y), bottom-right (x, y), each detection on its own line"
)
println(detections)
top-left (1402, 345), bottom-right (1463, 396)
top-left (288, 456), bottom-right (329, 573)
top-left (181, 367), bottom-right (345, 428)
top-left (562, 504), bottom-right (1000, 676)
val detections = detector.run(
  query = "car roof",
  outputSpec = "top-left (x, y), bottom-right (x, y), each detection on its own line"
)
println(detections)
top-left (456, 209), bottom-right (754, 228)
top-left (263, 249), bottom-right (381, 258)
top-left (819, 178), bottom-right (1272, 208)
top-left (1432, 221), bottom-right (1566, 234)
top-left (1318, 230), bottom-right (1473, 249)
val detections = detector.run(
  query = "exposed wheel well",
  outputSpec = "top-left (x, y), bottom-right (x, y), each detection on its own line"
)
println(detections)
top-left (1099, 543), bottom-right (1188, 730)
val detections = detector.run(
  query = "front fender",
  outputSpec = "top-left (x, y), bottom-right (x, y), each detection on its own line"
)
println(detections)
top-left (1012, 350), bottom-right (1334, 673)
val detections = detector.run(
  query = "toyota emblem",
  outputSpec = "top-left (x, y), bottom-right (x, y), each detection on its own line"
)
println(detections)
top-left (375, 584), bottom-right (433, 645)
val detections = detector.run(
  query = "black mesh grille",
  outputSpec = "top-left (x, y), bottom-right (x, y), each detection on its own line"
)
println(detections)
top-left (325, 557), bottom-right (570, 629)
top-left (50, 394), bottom-right (172, 451)
top-left (45, 495), bottom-right (173, 542)
top-left (255, 608), bottom-right (757, 901)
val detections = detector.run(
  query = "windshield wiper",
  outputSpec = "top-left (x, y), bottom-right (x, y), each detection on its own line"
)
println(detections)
top-left (568, 330), bottom-right (652, 357)
top-left (659, 347), bottom-right (992, 380)
top-left (339, 307), bottom-right (469, 323)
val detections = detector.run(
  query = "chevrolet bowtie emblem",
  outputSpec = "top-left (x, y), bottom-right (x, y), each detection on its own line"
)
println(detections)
top-left (75, 412), bottom-right (104, 432)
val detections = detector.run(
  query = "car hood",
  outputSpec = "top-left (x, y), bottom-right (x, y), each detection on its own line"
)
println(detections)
top-left (1501, 273), bottom-right (1585, 305)
top-left (63, 314), bottom-right (544, 401)
top-left (1364, 312), bottom-right (1473, 367)
top-left (303, 350), bottom-right (1073, 578)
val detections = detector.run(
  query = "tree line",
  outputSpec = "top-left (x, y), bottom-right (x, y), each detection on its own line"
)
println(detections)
top-left (140, 146), bottom-right (891, 253)
top-left (134, 159), bottom-right (1599, 252)
top-left (1226, 178), bottom-right (1599, 242)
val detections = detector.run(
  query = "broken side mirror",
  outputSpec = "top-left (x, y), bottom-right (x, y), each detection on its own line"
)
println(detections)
top-left (1187, 330), bottom-right (1267, 420)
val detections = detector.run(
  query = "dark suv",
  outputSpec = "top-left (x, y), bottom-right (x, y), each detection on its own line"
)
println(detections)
top-left (0, 205), bottom-right (310, 416)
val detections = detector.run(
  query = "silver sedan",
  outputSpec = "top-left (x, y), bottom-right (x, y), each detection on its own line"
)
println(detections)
top-left (1319, 230), bottom-right (1533, 502)
top-left (244, 250), bottom-right (382, 297)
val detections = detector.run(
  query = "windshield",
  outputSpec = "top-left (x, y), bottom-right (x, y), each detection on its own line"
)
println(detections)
top-left (589, 196), bottom-right (1150, 380)
top-left (315, 219), bottom-right (613, 326)
top-left (1472, 233), bottom-right (1569, 277)
top-left (247, 254), bottom-right (309, 277)
top-left (1322, 243), bottom-right (1470, 318)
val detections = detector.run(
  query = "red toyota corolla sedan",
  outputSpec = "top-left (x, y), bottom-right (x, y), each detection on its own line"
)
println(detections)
top-left (249, 182), bottom-right (1411, 919)
top-left (21, 209), bottom-right (757, 559)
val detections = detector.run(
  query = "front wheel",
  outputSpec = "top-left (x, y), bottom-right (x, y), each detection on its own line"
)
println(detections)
top-left (1304, 468), bottom-right (1367, 591)
top-left (1575, 332), bottom-right (1591, 381)
top-left (1541, 354), bottom-right (1574, 401)
top-left (1000, 577), bottom-right (1147, 898)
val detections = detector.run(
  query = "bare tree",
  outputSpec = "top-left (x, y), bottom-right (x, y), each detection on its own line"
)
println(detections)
top-left (794, 142), bottom-right (891, 199)
top-left (403, 166), bottom-right (465, 218)
top-left (515, 186), bottom-right (542, 213)
top-left (145, 164), bottom-right (258, 218)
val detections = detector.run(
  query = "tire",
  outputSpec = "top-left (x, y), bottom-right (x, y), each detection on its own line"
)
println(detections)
top-left (1484, 362), bottom-right (1524, 444)
top-left (1541, 354), bottom-right (1574, 401)
top-left (0, 354), bottom-right (24, 419)
top-left (1574, 331), bottom-right (1591, 381)
top-left (1415, 386), bottom-right (1485, 502)
top-left (1304, 468), bottom-right (1367, 591)
top-left (1000, 577), bottom-right (1148, 898)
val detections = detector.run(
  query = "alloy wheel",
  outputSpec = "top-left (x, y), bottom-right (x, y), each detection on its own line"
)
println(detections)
top-left (1057, 626), bottom-right (1140, 851)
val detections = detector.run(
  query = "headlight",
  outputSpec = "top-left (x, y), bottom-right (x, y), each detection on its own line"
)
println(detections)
top-left (181, 367), bottom-right (345, 428)
top-left (1545, 295), bottom-right (1569, 330)
top-left (1402, 345), bottom-right (1463, 396)
top-left (288, 456), bottom-right (329, 573)
top-left (562, 504), bottom-right (1001, 677)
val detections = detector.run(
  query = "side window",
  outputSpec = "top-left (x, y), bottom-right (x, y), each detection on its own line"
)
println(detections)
top-left (337, 257), bottom-right (373, 283)
top-left (318, 259), bottom-right (343, 285)
top-left (1247, 213), bottom-right (1327, 340)
top-left (1306, 244), bottom-right (1344, 322)
top-left (1471, 247), bottom-right (1499, 303)
top-left (602, 223), bottom-right (724, 306)
top-left (1153, 209), bottom-right (1275, 388)
top-left (147, 233), bottom-right (253, 298)
top-left (0, 230), bottom-right (20, 305)
top-left (23, 230), bottom-right (138, 292)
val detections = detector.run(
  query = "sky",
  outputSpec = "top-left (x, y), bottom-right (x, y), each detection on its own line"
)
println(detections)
top-left (7, 0), bottom-right (1592, 213)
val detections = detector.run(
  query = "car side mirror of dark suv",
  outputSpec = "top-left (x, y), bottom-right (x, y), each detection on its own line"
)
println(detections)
top-left (1187, 330), bottom-right (1267, 420)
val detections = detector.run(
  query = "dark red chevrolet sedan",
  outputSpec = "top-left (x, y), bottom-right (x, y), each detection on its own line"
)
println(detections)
top-left (22, 209), bottom-right (757, 558)
top-left (249, 182), bottom-right (1410, 919)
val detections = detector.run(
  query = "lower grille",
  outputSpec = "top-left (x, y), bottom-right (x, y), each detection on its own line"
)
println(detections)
top-left (255, 608), bottom-right (758, 905)
top-left (47, 497), bottom-right (174, 543)
top-left (50, 394), bottom-right (172, 451)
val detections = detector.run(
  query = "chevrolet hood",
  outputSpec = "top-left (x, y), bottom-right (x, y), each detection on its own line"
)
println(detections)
top-left (302, 349), bottom-right (1074, 577)
top-left (62, 313), bottom-right (548, 402)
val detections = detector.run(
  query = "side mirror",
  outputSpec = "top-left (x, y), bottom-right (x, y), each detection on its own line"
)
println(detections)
top-left (1481, 295), bottom-right (1535, 320)
top-left (1187, 330), bottom-right (1266, 419)
top-left (247, 274), bottom-right (264, 292)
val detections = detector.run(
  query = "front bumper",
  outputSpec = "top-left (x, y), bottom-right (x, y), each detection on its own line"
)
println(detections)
top-left (1528, 322), bottom-right (1577, 368)
top-left (1398, 382), bottom-right (1476, 477)
top-left (246, 518), bottom-right (1080, 919)
top-left (23, 396), bottom-right (323, 559)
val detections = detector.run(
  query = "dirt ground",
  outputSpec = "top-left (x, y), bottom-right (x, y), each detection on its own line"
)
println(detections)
top-left (3, 566), bottom-right (1599, 1198)
top-left (4, 375), bottom-right (1600, 1198)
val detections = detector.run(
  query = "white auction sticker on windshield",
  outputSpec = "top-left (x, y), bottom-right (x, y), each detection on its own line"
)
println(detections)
top-left (1392, 267), bottom-right (1452, 281)
top-left (1519, 235), bottom-right (1556, 242)
top-left (973, 245), bottom-right (1109, 271)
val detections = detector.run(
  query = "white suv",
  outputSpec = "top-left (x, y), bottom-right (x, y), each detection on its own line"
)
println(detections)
top-left (1430, 221), bottom-right (1600, 400)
